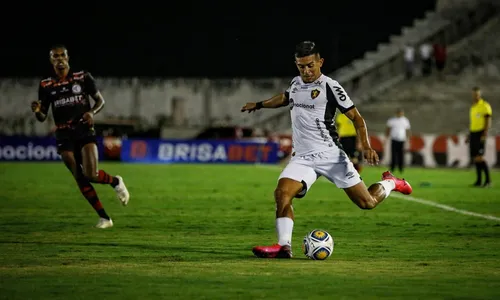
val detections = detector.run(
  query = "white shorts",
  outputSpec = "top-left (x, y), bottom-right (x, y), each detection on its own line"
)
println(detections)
top-left (278, 151), bottom-right (362, 197)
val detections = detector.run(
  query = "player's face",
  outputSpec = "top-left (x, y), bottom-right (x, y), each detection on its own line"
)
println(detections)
top-left (50, 48), bottom-right (69, 71)
top-left (472, 90), bottom-right (481, 101)
top-left (295, 54), bottom-right (324, 83)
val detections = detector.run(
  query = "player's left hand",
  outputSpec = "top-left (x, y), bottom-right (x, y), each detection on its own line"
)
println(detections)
top-left (81, 112), bottom-right (94, 126)
top-left (362, 148), bottom-right (379, 165)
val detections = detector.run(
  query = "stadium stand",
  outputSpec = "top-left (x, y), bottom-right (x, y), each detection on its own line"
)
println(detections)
top-left (361, 15), bottom-right (500, 135)
top-left (0, 1), bottom-right (497, 138)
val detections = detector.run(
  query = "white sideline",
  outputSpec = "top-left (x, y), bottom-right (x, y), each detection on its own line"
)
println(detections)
top-left (389, 194), bottom-right (500, 222)
top-left (255, 164), bottom-right (500, 222)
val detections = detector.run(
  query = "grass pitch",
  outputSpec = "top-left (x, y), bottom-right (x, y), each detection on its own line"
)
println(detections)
top-left (0, 163), bottom-right (499, 299)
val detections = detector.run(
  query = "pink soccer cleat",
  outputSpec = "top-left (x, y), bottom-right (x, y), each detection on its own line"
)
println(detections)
top-left (252, 244), bottom-right (293, 259)
top-left (382, 171), bottom-right (413, 195)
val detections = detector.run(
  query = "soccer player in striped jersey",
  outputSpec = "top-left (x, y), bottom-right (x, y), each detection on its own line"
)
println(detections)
top-left (31, 45), bottom-right (129, 228)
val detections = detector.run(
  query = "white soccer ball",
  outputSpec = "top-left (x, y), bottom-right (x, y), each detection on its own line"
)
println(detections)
top-left (302, 229), bottom-right (334, 260)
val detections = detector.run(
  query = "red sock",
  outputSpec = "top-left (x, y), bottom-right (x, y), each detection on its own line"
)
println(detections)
top-left (77, 178), bottom-right (110, 219)
top-left (96, 170), bottom-right (119, 187)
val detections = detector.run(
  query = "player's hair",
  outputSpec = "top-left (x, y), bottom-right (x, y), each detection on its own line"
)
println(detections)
top-left (472, 86), bottom-right (481, 92)
top-left (295, 41), bottom-right (320, 58)
top-left (49, 44), bottom-right (68, 56)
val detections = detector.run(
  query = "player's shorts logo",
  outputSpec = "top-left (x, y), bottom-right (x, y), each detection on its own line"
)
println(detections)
top-left (72, 84), bottom-right (82, 94)
top-left (311, 89), bottom-right (320, 99)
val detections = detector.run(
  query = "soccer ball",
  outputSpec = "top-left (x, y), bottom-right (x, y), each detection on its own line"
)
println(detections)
top-left (302, 229), bottom-right (334, 260)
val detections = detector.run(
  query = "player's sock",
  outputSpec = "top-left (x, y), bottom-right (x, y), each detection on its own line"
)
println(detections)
top-left (475, 162), bottom-right (482, 184)
top-left (77, 179), bottom-right (110, 220)
top-left (276, 217), bottom-right (293, 247)
top-left (481, 161), bottom-right (490, 183)
top-left (95, 170), bottom-right (120, 188)
top-left (377, 180), bottom-right (396, 199)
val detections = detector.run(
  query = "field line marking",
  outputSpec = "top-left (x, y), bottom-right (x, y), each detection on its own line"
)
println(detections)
top-left (254, 164), bottom-right (500, 222)
top-left (389, 194), bottom-right (500, 222)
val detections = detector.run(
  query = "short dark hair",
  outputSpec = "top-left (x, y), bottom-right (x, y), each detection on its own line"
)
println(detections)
top-left (51, 44), bottom-right (67, 51)
top-left (472, 86), bottom-right (481, 91)
top-left (295, 41), bottom-right (320, 58)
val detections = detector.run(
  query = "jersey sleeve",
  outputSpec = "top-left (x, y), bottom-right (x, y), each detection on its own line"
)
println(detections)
top-left (386, 118), bottom-right (392, 127)
top-left (484, 103), bottom-right (493, 117)
top-left (83, 72), bottom-right (99, 96)
top-left (405, 118), bottom-right (411, 129)
top-left (37, 82), bottom-right (51, 114)
top-left (325, 80), bottom-right (354, 113)
top-left (284, 78), bottom-right (296, 104)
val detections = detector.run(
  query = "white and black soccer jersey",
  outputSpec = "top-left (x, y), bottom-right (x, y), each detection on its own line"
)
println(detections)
top-left (284, 74), bottom-right (355, 159)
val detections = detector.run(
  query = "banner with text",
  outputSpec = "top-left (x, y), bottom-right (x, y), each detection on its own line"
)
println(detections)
top-left (369, 134), bottom-right (500, 168)
top-left (121, 139), bottom-right (280, 164)
top-left (0, 136), bottom-right (104, 161)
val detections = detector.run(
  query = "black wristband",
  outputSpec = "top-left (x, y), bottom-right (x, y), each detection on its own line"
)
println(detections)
top-left (256, 101), bottom-right (264, 109)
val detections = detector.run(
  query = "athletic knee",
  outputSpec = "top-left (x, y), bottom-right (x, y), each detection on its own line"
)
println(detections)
top-left (274, 187), bottom-right (295, 206)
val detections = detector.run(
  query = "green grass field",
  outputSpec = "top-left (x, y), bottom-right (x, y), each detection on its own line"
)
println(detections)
top-left (0, 162), bottom-right (499, 299)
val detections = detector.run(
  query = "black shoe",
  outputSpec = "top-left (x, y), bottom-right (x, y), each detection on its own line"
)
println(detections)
top-left (472, 182), bottom-right (481, 187)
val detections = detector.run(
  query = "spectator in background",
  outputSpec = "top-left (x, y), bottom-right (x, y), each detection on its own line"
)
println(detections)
top-left (386, 108), bottom-right (411, 173)
top-left (403, 43), bottom-right (415, 79)
top-left (420, 42), bottom-right (433, 77)
top-left (433, 41), bottom-right (447, 80)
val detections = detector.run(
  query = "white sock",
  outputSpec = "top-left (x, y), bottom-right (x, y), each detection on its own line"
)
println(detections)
top-left (377, 179), bottom-right (396, 199)
top-left (276, 217), bottom-right (294, 246)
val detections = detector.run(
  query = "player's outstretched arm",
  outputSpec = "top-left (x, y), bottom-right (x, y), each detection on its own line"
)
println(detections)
top-left (241, 93), bottom-right (289, 113)
top-left (345, 108), bottom-right (379, 165)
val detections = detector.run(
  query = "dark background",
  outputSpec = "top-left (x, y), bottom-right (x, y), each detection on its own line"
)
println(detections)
top-left (3, 0), bottom-right (436, 78)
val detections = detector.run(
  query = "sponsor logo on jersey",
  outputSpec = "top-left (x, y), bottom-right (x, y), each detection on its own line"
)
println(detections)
top-left (311, 89), bottom-right (320, 99)
top-left (289, 99), bottom-right (315, 110)
top-left (333, 86), bottom-right (347, 101)
top-left (53, 95), bottom-right (85, 107)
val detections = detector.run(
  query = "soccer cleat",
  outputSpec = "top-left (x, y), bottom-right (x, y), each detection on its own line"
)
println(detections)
top-left (114, 175), bottom-right (130, 206)
top-left (252, 244), bottom-right (293, 259)
top-left (95, 218), bottom-right (113, 229)
top-left (382, 171), bottom-right (413, 195)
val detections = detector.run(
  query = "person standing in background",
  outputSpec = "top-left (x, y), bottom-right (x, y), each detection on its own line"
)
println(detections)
top-left (386, 108), bottom-right (411, 173)
top-left (420, 42), bottom-right (433, 77)
top-left (336, 112), bottom-right (362, 172)
top-left (433, 41), bottom-right (447, 80)
top-left (403, 44), bottom-right (415, 79)
top-left (467, 86), bottom-right (492, 187)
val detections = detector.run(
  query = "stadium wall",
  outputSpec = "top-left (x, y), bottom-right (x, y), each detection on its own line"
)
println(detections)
top-left (1, 134), bottom-right (499, 168)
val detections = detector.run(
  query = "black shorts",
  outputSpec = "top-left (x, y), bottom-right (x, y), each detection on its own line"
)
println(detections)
top-left (56, 127), bottom-right (97, 155)
top-left (436, 60), bottom-right (445, 71)
top-left (469, 131), bottom-right (485, 157)
top-left (340, 136), bottom-right (361, 161)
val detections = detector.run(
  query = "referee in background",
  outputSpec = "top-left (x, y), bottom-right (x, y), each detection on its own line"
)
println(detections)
top-left (467, 86), bottom-right (492, 187)
top-left (336, 111), bottom-right (362, 172)
top-left (385, 108), bottom-right (411, 173)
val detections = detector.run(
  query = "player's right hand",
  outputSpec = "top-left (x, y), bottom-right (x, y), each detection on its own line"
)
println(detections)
top-left (465, 135), bottom-right (470, 144)
top-left (241, 102), bottom-right (259, 113)
top-left (363, 148), bottom-right (379, 165)
top-left (31, 101), bottom-right (41, 113)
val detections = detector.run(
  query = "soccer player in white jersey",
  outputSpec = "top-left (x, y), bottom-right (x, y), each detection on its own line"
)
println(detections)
top-left (241, 41), bottom-right (413, 259)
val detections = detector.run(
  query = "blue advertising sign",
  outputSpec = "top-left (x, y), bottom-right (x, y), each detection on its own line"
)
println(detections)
top-left (0, 136), bottom-right (104, 161)
top-left (121, 139), bottom-right (279, 164)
